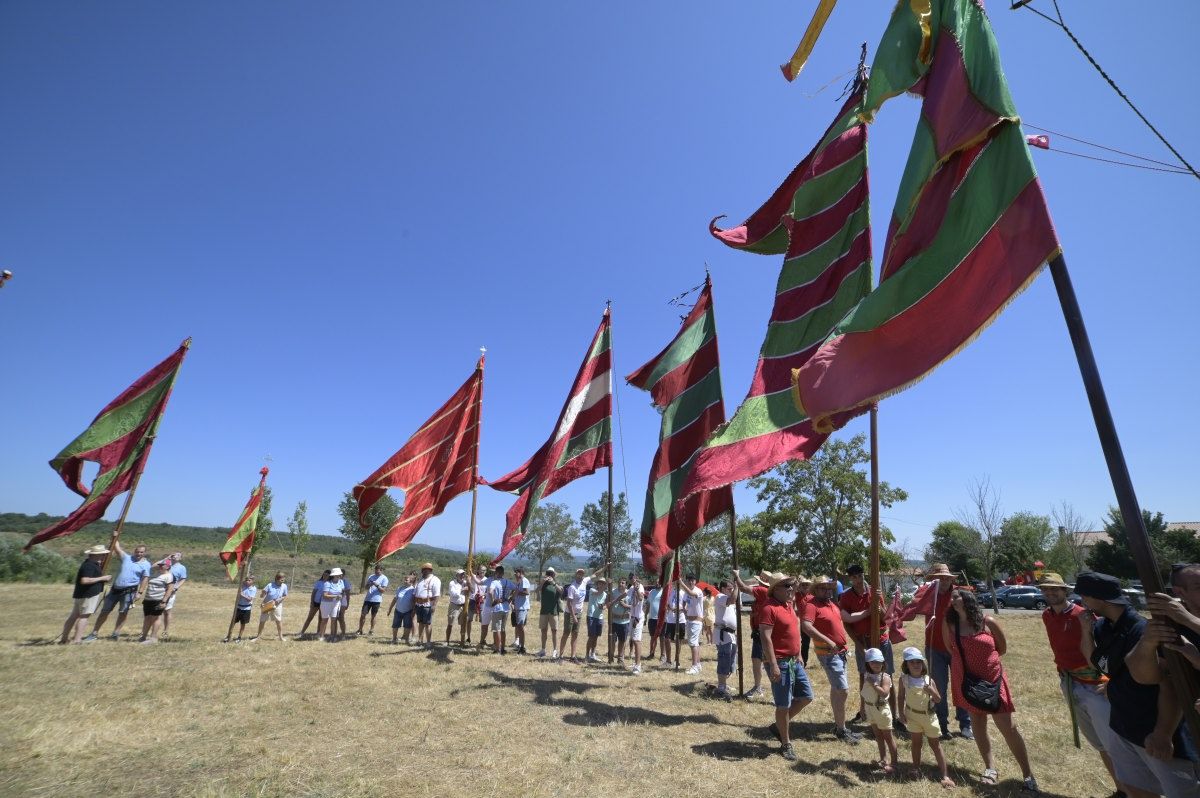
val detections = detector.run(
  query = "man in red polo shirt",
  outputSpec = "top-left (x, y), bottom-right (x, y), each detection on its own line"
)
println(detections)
top-left (840, 564), bottom-right (897, 728)
top-left (1038, 572), bottom-right (1122, 796)
top-left (733, 569), bottom-right (771, 699)
top-left (803, 576), bottom-right (862, 744)
top-left (759, 572), bottom-right (814, 762)
top-left (922, 564), bottom-right (972, 740)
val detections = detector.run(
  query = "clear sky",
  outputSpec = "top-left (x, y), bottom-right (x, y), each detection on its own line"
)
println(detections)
top-left (2, 1), bottom-right (1196, 559)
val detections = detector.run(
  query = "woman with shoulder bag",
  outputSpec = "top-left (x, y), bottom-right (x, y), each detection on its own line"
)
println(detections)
top-left (942, 588), bottom-right (1038, 793)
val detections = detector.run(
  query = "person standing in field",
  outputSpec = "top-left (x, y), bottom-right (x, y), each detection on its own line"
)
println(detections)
top-left (703, 588), bottom-right (716, 645)
top-left (732, 569), bottom-right (771, 698)
top-left (446, 569), bottom-right (468, 646)
top-left (336, 568), bottom-right (352, 641)
top-left (510, 566), bottom-right (532, 655)
top-left (562, 566), bottom-right (605, 662)
top-left (357, 564), bottom-right (389, 637)
top-left (803, 576), bottom-right (862, 745)
top-left (922, 563), bottom-right (973, 741)
top-left (584, 576), bottom-right (610, 663)
top-left (297, 569), bottom-right (330, 639)
top-left (61, 545), bottom-right (112, 644)
top-left (711, 579), bottom-right (738, 700)
top-left (897, 647), bottom-right (955, 787)
top-left (472, 566), bottom-right (493, 651)
top-left (536, 568), bottom-right (561, 658)
top-left (1036, 572), bottom-right (1122, 795)
top-left (627, 572), bottom-right (646, 674)
top-left (646, 577), bottom-right (662, 661)
top-left (414, 562), bottom-right (441, 647)
top-left (759, 572), bottom-right (814, 762)
top-left (224, 574), bottom-right (258, 643)
top-left (387, 573), bottom-right (417, 644)
top-left (161, 552), bottom-right (187, 640)
top-left (251, 572), bottom-right (289, 642)
top-left (840, 564), bottom-right (896, 727)
top-left (84, 541), bottom-right (151, 642)
top-left (942, 588), bottom-right (1037, 792)
top-left (660, 579), bottom-right (680, 668)
top-left (680, 574), bottom-right (705, 675)
top-left (861, 647), bottom-right (900, 774)
top-left (607, 577), bottom-right (631, 665)
top-left (316, 568), bottom-right (344, 643)
top-left (138, 558), bottom-right (177, 644)
top-left (487, 565), bottom-right (513, 655)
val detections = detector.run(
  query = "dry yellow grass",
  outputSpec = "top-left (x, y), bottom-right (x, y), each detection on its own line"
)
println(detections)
top-left (0, 583), bottom-right (1113, 798)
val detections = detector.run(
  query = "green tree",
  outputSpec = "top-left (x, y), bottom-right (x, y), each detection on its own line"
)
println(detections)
top-left (287, 500), bottom-right (310, 584)
top-left (336, 491), bottom-right (402, 587)
top-left (734, 513), bottom-right (777, 576)
top-left (956, 478), bottom-right (1004, 611)
top-left (678, 512), bottom-right (733, 581)
top-left (994, 512), bottom-right (1053, 576)
top-left (1051, 501), bottom-right (1093, 575)
top-left (515, 501), bottom-right (580, 575)
top-left (578, 491), bottom-right (635, 572)
top-left (925, 521), bottom-right (985, 579)
top-left (750, 433), bottom-right (908, 578)
top-left (249, 485), bottom-right (274, 556)
top-left (1087, 507), bottom-right (1200, 579)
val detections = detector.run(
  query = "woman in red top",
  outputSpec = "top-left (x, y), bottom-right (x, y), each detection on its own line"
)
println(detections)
top-left (942, 589), bottom-right (1037, 792)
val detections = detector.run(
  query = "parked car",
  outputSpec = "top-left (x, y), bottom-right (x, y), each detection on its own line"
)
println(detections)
top-left (997, 586), bottom-right (1048, 610)
top-left (1123, 588), bottom-right (1147, 610)
top-left (976, 585), bottom-right (1015, 607)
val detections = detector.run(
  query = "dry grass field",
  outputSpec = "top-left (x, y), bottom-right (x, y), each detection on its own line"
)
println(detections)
top-left (0, 583), bottom-right (1114, 798)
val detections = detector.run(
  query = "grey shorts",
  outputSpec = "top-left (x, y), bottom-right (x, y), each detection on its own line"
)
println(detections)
top-left (103, 587), bottom-right (137, 614)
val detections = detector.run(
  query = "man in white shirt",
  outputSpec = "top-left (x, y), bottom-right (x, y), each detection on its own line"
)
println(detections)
top-left (627, 574), bottom-right (647, 674)
top-left (161, 552), bottom-right (188, 640)
top-left (646, 580), bottom-right (663, 660)
top-left (561, 565), bottom-right (607, 662)
top-left (413, 562), bottom-right (441, 647)
top-left (712, 579), bottom-right (739, 700)
top-left (661, 583), bottom-right (681, 668)
top-left (357, 564), bottom-right (389, 636)
top-left (487, 565), bottom-right (514, 655)
top-left (680, 574), bottom-right (706, 674)
top-left (445, 569), bottom-right (468, 646)
top-left (473, 566), bottom-right (494, 651)
top-left (510, 567), bottom-right (532, 655)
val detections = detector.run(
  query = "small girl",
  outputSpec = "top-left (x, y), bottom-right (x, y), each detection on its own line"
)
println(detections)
top-left (897, 646), bottom-right (955, 788)
top-left (861, 648), bottom-right (900, 774)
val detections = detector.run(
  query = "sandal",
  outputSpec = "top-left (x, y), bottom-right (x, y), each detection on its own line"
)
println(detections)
top-left (981, 768), bottom-right (998, 785)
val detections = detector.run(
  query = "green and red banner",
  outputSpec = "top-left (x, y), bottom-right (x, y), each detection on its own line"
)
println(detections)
top-left (486, 311), bottom-right (612, 566)
top-left (354, 359), bottom-right (483, 562)
top-left (679, 88), bottom-right (873, 503)
top-left (219, 468), bottom-right (268, 580)
top-left (626, 277), bottom-right (732, 573)
top-left (790, 0), bottom-right (1060, 428)
top-left (25, 340), bottom-right (189, 551)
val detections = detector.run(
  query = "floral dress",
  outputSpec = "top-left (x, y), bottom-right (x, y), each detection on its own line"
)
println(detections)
top-left (949, 624), bottom-right (1015, 714)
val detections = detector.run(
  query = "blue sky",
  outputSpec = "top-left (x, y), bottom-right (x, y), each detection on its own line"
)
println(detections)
top-left (2, 1), bottom-right (1196, 559)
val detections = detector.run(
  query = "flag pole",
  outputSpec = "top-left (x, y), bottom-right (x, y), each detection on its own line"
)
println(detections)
top-left (605, 302), bottom-right (616, 664)
top-left (869, 404), bottom-right (882, 640)
top-left (728, 508), bottom-right (745, 696)
top-left (1046, 252), bottom-right (1200, 738)
top-left (674, 544), bottom-right (683, 672)
top-left (465, 349), bottom-right (485, 645)
top-left (98, 337), bottom-right (192, 577)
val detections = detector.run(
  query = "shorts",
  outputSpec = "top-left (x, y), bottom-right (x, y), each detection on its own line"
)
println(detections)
top-left (717, 641), bottom-right (738, 677)
top-left (260, 604), bottom-right (283, 622)
top-left (73, 594), bottom-right (102, 616)
top-left (319, 599), bottom-right (341, 620)
top-left (512, 609), bottom-right (528, 627)
top-left (771, 658), bottom-right (814, 708)
top-left (1061, 677), bottom-right (1109, 753)
top-left (392, 610), bottom-right (413, 630)
top-left (103, 587), bottom-right (138, 614)
top-left (143, 599), bottom-right (166, 617)
top-left (903, 702), bottom-right (941, 738)
top-left (647, 618), bottom-right (659, 638)
top-left (448, 602), bottom-right (466, 624)
top-left (362, 601), bottom-right (381, 617)
top-left (818, 652), bottom-right (850, 691)
top-left (480, 605), bottom-right (493, 626)
top-left (854, 639), bottom-right (895, 676)
top-left (489, 614), bottom-right (506, 632)
top-left (539, 613), bottom-right (559, 631)
top-left (311, 599), bottom-right (321, 609)
top-left (233, 607), bottom-right (251, 624)
top-left (686, 619), bottom-right (702, 647)
top-left (586, 616), bottom-right (603, 638)
top-left (612, 622), bottom-right (628, 642)
top-left (865, 700), bottom-right (893, 731)
top-left (1105, 729), bottom-right (1200, 798)
top-left (630, 617), bottom-right (644, 642)
top-left (661, 622), bottom-right (677, 642)
top-left (750, 628), bottom-right (763, 660)
top-left (165, 591), bottom-right (180, 611)
top-left (415, 605), bottom-right (433, 625)
top-left (562, 613), bottom-right (580, 635)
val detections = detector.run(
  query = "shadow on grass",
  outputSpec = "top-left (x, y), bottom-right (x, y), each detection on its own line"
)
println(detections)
top-left (18, 638), bottom-right (60, 647)
top-left (691, 739), bottom-right (776, 761)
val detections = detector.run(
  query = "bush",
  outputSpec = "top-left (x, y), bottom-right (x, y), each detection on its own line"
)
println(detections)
top-left (0, 539), bottom-right (76, 584)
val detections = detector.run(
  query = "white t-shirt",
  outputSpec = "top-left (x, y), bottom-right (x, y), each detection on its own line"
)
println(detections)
top-left (647, 588), bottom-right (662, 620)
top-left (684, 587), bottom-right (704, 618)
top-left (665, 589), bottom-right (680, 623)
top-left (448, 580), bottom-right (466, 606)
top-left (566, 579), bottom-right (590, 615)
top-left (145, 572), bottom-right (174, 603)
top-left (364, 573), bottom-right (389, 603)
top-left (511, 576), bottom-right (532, 611)
top-left (628, 584), bottom-right (646, 619)
top-left (714, 594), bottom-right (738, 644)
top-left (415, 575), bottom-right (441, 600)
top-left (488, 578), bottom-right (514, 613)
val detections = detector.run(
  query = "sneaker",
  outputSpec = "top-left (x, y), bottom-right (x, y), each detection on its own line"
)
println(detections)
top-left (221, 637), bottom-right (231, 643)
top-left (535, 649), bottom-right (546, 658)
top-left (780, 742), bottom-right (797, 761)
top-left (109, 632), bottom-right (119, 641)
top-left (659, 656), bottom-right (669, 666)
top-left (686, 665), bottom-right (701, 675)
top-left (714, 688), bottom-right (733, 703)
top-left (631, 665), bottom-right (641, 675)
top-left (744, 686), bottom-right (764, 700)
top-left (500, 647), bottom-right (507, 656)
top-left (959, 725), bottom-right (974, 741)
top-left (835, 727), bottom-right (863, 745)
top-left (248, 637), bottom-right (259, 642)
top-left (848, 710), bottom-right (865, 725)
top-left (938, 729), bottom-right (953, 741)
top-left (550, 649), bottom-right (558, 659)
top-left (588, 654), bottom-right (600, 663)
top-left (139, 638), bottom-right (157, 645)
top-left (1021, 777), bottom-right (1040, 795)
top-left (82, 633), bottom-right (98, 643)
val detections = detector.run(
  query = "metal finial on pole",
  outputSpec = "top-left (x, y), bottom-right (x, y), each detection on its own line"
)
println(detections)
top-left (0, 270), bottom-right (12, 290)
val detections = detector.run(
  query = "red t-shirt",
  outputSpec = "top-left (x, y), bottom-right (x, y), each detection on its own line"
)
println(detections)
top-left (839, 585), bottom-right (888, 643)
top-left (1042, 603), bottom-right (1105, 683)
top-left (760, 598), bottom-right (800, 658)
top-left (793, 592), bottom-right (810, 619)
top-left (749, 585), bottom-right (770, 629)
top-left (927, 586), bottom-right (954, 653)
top-left (803, 598), bottom-right (847, 655)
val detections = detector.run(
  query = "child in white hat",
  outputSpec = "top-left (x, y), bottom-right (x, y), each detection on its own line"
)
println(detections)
top-left (862, 647), bottom-right (899, 774)
top-left (897, 646), bottom-right (954, 787)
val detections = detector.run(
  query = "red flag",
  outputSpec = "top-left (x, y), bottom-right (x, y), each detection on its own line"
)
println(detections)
top-left (218, 468), bottom-right (269, 580)
top-left (354, 359), bottom-right (483, 562)
top-left (652, 555), bottom-right (682, 644)
top-left (1025, 134), bottom-right (1050, 150)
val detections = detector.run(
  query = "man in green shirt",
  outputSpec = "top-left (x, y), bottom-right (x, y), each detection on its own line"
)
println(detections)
top-left (536, 568), bottom-right (562, 658)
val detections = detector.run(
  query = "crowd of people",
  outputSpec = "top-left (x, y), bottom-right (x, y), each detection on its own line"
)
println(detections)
top-left (61, 544), bottom-right (1200, 795)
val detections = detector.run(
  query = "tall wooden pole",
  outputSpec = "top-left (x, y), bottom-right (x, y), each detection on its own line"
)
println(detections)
top-left (869, 405), bottom-right (882, 638)
top-left (606, 463), bottom-right (615, 663)
top-left (728, 509), bottom-right (745, 696)
top-left (465, 348), bottom-right (485, 644)
top-left (674, 547), bottom-right (683, 672)
top-left (1046, 253), bottom-right (1199, 739)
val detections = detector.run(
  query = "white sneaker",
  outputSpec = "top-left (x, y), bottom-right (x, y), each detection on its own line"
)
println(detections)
top-left (551, 649), bottom-right (559, 659)
top-left (631, 665), bottom-right (641, 674)
top-left (686, 665), bottom-right (701, 675)
top-left (587, 653), bottom-right (600, 663)
top-left (535, 649), bottom-right (546, 657)
top-left (659, 656), bottom-right (669, 666)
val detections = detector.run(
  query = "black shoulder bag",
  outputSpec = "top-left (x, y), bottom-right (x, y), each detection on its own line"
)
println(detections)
top-left (953, 626), bottom-right (1002, 713)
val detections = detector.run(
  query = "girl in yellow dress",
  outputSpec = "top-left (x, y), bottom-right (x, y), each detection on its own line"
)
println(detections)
top-left (862, 647), bottom-right (900, 774)
top-left (897, 646), bottom-right (955, 787)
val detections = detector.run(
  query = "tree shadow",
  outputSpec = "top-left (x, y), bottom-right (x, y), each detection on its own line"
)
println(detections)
top-left (691, 739), bottom-right (775, 762)
top-left (18, 638), bottom-right (60, 647)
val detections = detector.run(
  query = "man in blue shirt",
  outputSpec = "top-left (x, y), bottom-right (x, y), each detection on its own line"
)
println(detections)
top-left (224, 574), bottom-right (258, 643)
top-left (357, 564), bottom-right (389, 637)
top-left (511, 567), bottom-right (532, 655)
top-left (162, 552), bottom-right (188, 639)
top-left (84, 541), bottom-right (150, 641)
top-left (487, 565), bottom-right (514, 655)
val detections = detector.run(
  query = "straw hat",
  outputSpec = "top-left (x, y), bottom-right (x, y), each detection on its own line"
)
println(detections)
top-left (421, 562), bottom-right (434, 570)
top-left (925, 563), bottom-right (954, 579)
top-left (811, 575), bottom-right (835, 587)
top-left (83, 545), bottom-right (110, 556)
top-left (1038, 572), bottom-right (1070, 589)
top-left (766, 572), bottom-right (795, 590)
top-left (795, 574), bottom-right (813, 585)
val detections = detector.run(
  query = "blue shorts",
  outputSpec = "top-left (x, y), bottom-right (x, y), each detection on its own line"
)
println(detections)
top-left (771, 658), bottom-right (814, 708)
top-left (103, 587), bottom-right (138, 614)
top-left (587, 616), bottom-right (603, 637)
top-left (392, 610), bottom-right (413, 630)
top-left (612, 621), bottom-right (629, 642)
top-left (854, 639), bottom-right (894, 676)
top-left (750, 629), bottom-right (763, 660)
top-left (818, 652), bottom-right (850, 691)
top-left (717, 641), bottom-right (738, 677)
top-left (513, 609), bottom-right (528, 627)
top-left (415, 605), bottom-right (433, 625)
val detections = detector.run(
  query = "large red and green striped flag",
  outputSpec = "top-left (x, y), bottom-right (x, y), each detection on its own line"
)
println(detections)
top-left (486, 311), bottom-right (612, 566)
top-left (354, 358), bottom-right (483, 562)
top-left (626, 277), bottom-right (733, 573)
top-left (679, 88), bottom-right (873, 502)
top-left (791, 0), bottom-right (1060, 427)
top-left (219, 468), bottom-right (268, 580)
top-left (24, 340), bottom-right (190, 551)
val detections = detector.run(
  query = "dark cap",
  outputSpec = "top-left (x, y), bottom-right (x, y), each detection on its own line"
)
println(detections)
top-left (1074, 572), bottom-right (1128, 605)
top-left (846, 564), bottom-right (865, 576)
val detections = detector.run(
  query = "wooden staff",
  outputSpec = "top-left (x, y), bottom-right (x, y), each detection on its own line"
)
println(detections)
top-left (728, 509), bottom-right (746, 696)
top-left (869, 405), bottom-right (882, 640)
top-left (464, 348), bottom-right (485, 643)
